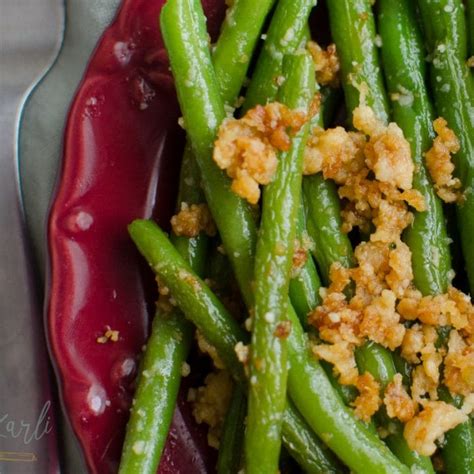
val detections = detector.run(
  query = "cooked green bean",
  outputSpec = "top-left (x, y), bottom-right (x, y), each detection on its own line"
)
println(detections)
top-left (289, 205), bottom-right (322, 324)
top-left (282, 399), bottom-right (342, 474)
top-left (417, 0), bottom-right (474, 296)
top-left (246, 52), bottom-right (315, 473)
top-left (303, 175), bottom-right (355, 284)
top-left (213, 0), bottom-right (275, 105)
top-left (118, 309), bottom-right (192, 474)
top-left (416, 3), bottom-right (474, 469)
top-left (161, 0), bottom-right (257, 298)
top-left (378, 0), bottom-right (452, 295)
top-left (242, 0), bottom-right (317, 111)
top-left (438, 386), bottom-right (474, 474)
top-left (326, 0), bottom-right (389, 125)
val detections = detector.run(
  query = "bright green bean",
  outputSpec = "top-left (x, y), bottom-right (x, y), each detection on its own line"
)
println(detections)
top-left (289, 205), bottom-right (322, 324)
top-left (326, 0), bottom-right (389, 125)
top-left (118, 309), bottom-right (192, 474)
top-left (417, 0), bottom-right (474, 297)
top-left (303, 175), bottom-right (355, 284)
top-left (246, 52), bottom-right (315, 473)
top-left (378, 0), bottom-right (452, 295)
top-left (161, 0), bottom-right (257, 300)
top-left (242, 0), bottom-right (317, 111)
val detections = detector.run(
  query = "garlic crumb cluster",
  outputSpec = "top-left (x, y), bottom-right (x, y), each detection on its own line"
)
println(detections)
top-left (213, 102), bottom-right (310, 204)
top-left (305, 105), bottom-right (473, 456)
top-left (425, 117), bottom-right (463, 203)
top-left (307, 41), bottom-right (340, 88)
top-left (171, 202), bottom-right (216, 238)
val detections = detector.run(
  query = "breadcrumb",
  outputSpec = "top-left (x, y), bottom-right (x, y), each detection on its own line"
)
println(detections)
top-left (191, 371), bottom-right (233, 449)
top-left (384, 374), bottom-right (417, 423)
top-left (96, 326), bottom-right (120, 344)
top-left (214, 103), bottom-right (308, 204)
top-left (443, 330), bottom-right (474, 397)
top-left (307, 41), bottom-right (340, 87)
top-left (352, 372), bottom-right (382, 422)
top-left (425, 117), bottom-right (462, 203)
top-left (196, 330), bottom-right (225, 370)
top-left (171, 202), bottom-right (216, 237)
top-left (404, 401), bottom-right (467, 456)
top-left (312, 341), bottom-right (358, 385)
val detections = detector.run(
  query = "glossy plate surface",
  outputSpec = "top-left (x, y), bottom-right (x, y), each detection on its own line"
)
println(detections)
top-left (19, 0), bottom-right (226, 472)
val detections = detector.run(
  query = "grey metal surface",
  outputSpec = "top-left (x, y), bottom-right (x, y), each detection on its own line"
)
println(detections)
top-left (0, 1), bottom-right (62, 473)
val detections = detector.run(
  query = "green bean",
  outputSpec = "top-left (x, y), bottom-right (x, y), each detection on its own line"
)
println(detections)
top-left (415, 4), bottom-right (474, 469)
top-left (303, 175), bottom-right (355, 284)
top-left (282, 399), bottom-right (342, 474)
top-left (242, 0), bottom-right (317, 111)
top-left (160, 3), bottom-right (409, 471)
top-left (289, 205), bottom-right (322, 324)
top-left (213, 0), bottom-right (275, 105)
top-left (417, 0), bottom-right (474, 296)
top-left (326, 0), bottom-right (390, 125)
top-left (355, 343), bottom-right (435, 474)
top-left (161, 0), bottom-right (257, 300)
top-left (301, 83), bottom-right (354, 286)
top-left (118, 309), bottom-right (192, 474)
top-left (378, 0), bottom-right (452, 295)
top-left (217, 385), bottom-right (246, 474)
top-left (129, 220), bottom-right (343, 473)
top-left (246, 52), bottom-right (315, 473)
top-left (355, 342), bottom-right (397, 391)
top-left (131, 221), bottom-right (247, 377)
top-left (120, 134), bottom-right (205, 474)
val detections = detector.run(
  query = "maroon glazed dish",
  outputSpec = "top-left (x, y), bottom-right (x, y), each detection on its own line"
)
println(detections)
top-left (46, 1), bottom-right (226, 472)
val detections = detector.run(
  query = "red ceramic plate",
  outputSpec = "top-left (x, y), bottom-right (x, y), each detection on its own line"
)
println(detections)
top-left (47, 1), bottom-right (226, 472)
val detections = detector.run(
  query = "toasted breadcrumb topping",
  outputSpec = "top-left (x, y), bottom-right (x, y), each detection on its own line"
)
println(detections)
top-left (425, 117), bottom-right (462, 203)
top-left (96, 326), bottom-right (120, 344)
top-left (307, 41), bottom-right (340, 88)
top-left (384, 374), bottom-right (417, 423)
top-left (196, 330), bottom-right (225, 370)
top-left (404, 401), bottom-right (468, 456)
top-left (190, 370), bottom-right (233, 449)
top-left (171, 202), bottom-right (216, 238)
top-left (305, 104), bottom-right (473, 452)
top-left (352, 372), bottom-right (382, 422)
top-left (214, 102), bottom-right (309, 204)
top-left (444, 330), bottom-right (474, 397)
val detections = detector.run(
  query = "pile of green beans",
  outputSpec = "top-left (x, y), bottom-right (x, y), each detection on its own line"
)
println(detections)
top-left (120, 0), bottom-right (474, 472)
